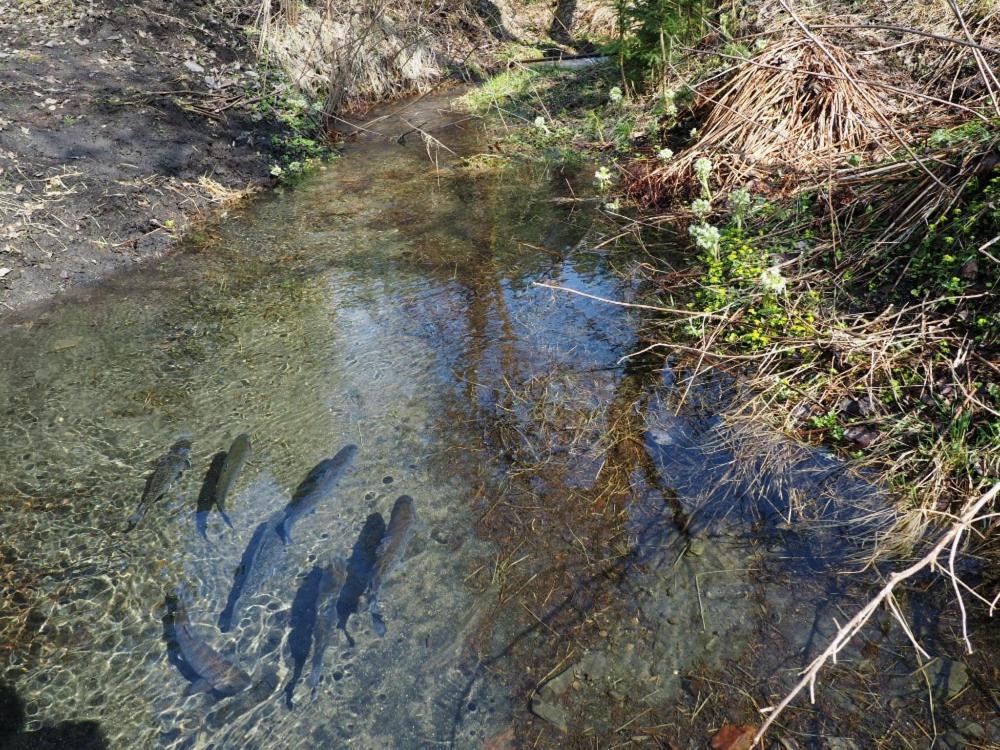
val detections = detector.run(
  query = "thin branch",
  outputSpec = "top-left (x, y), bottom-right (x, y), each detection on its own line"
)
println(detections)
top-left (753, 481), bottom-right (1000, 746)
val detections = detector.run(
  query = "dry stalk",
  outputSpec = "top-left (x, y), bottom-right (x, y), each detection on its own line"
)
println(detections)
top-left (630, 30), bottom-right (895, 205)
top-left (753, 481), bottom-right (1000, 746)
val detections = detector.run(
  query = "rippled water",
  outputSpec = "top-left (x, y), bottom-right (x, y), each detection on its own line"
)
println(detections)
top-left (0, 93), bottom-right (640, 748)
top-left (1, 93), bottom-right (996, 749)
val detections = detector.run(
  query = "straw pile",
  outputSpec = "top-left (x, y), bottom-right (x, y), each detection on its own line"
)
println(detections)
top-left (629, 32), bottom-right (896, 205)
top-left (886, 0), bottom-right (1000, 108)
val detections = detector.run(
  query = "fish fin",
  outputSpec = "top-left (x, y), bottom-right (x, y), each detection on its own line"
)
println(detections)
top-left (185, 678), bottom-right (213, 696)
top-left (219, 509), bottom-right (234, 530)
top-left (195, 511), bottom-right (209, 541)
top-left (125, 511), bottom-right (143, 533)
top-left (278, 518), bottom-right (293, 545)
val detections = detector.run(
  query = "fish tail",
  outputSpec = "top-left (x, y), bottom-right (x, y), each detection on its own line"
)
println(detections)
top-left (220, 509), bottom-right (234, 530)
top-left (125, 508), bottom-right (144, 532)
top-left (218, 606), bottom-right (234, 633)
top-left (338, 623), bottom-right (356, 649)
top-left (368, 594), bottom-right (387, 637)
top-left (195, 512), bottom-right (209, 541)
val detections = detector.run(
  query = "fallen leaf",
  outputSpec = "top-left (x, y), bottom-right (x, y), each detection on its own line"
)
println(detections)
top-left (710, 724), bottom-right (757, 750)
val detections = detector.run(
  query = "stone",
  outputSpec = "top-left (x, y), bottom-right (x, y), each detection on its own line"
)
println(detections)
top-left (926, 658), bottom-right (968, 701)
top-left (530, 694), bottom-right (569, 732)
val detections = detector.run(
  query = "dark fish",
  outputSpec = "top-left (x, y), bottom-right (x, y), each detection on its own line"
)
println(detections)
top-left (195, 451), bottom-right (231, 540)
top-left (336, 513), bottom-right (386, 647)
top-left (218, 512), bottom-right (286, 632)
top-left (283, 566), bottom-right (325, 709)
top-left (215, 433), bottom-right (252, 514)
top-left (127, 439), bottom-right (193, 531)
top-left (368, 495), bottom-right (418, 637)
top-left (166, 595), bottom-right (251, 696)
top-left (278, 444), bottom-right (358, 544)
top-left (308, 557), bottom-right (348, 697)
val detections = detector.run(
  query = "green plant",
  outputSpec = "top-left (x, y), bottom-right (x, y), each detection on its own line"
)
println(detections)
top-left (608, 0), bottom-right (711, 86)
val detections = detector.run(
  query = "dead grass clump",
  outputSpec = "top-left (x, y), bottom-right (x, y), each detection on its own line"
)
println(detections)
top-left (629, 32), bottom-right (896, 206)
top-left (885, 0), bottom-right (1000, 110)
top-left (832, 127), bottom-right (999, 250)
top-left (573, 0), bottom-right (619, 41)
top-left (254, 0), bottom-right (442, 115)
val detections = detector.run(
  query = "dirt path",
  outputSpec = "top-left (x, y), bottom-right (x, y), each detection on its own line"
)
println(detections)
top-left (0, 0), bottom-right (296, 313)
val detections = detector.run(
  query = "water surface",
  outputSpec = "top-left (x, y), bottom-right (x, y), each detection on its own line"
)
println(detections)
top-left (1, 93), bottom-right (995, 749)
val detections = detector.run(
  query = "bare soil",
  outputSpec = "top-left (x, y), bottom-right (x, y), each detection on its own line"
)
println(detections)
top-left (0, 0), bottom-right (294, 313)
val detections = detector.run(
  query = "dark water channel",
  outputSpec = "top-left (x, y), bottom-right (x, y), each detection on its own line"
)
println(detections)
top-left (0, 93), bottom-right (996, 749)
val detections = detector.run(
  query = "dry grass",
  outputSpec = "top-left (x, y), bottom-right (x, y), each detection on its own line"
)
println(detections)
top-left (830, 130), bottom-right (1000, 252)
top-left (629, 31), bottom-right (897, 205)
top-left (252, 0), bottom-right (442, 115)
top-left (885, 0), bottom-right (1000, 110)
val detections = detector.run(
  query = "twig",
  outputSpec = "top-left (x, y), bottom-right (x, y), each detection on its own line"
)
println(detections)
top-left (753, 481), bottom-right (1000, 746)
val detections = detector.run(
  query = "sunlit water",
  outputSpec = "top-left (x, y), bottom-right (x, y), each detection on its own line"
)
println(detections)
top-left (1, 93), bottom-right (995, 749)
top-left (0, 94), bottom-right (638, 748)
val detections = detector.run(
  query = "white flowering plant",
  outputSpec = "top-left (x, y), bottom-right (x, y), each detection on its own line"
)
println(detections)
top-left (694, 156), bottom-right (713, 198)
top-left (657, 147), bottom-right (674, 162)
top-left (759, 264), bottom-right (788, 295)
top-left (691, 198), bottom-right (712, 219)
top-left (594, 166), bottom-right (613, 190)
top-left (728, 187), bottom-right (751, 230)
top-left (689, 222), bottom-right (721, 259)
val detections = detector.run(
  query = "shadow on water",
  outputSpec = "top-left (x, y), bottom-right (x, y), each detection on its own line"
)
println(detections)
top-left (0, 682), bottom-right (107, 750)
top-left (335, 512), bottom-right (386, 648)
top-left (283, 566), bottom-right (325, 709)
top-left (218, 513), bottom-right (286, 633)
top-left (195, 451), bottom-right (228, 541)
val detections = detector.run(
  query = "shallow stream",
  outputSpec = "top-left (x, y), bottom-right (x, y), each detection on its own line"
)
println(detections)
top-left (0, 92), bottom-right (996, 749)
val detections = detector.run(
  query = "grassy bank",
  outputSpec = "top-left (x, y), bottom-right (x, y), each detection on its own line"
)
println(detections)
top-left (464, 0), bottom-right (999, 534)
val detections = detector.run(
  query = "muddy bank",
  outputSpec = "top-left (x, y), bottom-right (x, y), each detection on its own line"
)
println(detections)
top-left (0, 0), bottom-right (297, 312)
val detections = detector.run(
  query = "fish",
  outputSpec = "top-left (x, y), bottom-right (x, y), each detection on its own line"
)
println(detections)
top-left (218, 512), bottom-right (286, 632)
top-left (126, 439), bottom-right (193, 531)
top-left (335, 512), bottom-right (386, 647)
top-left (215, 433), bottom-right (252, 515)
top-left (307, 557), bottom-right (349, 697)
top-left (367, 495), bottom-right (418, 637)
top-left (283, 566), bottom-right (325, 709)
top-left (195, 451), bottom-right (231, 540)
top-left (166, 595), bottom-right (252, 696)
top-left (278, 444), bottom-right (358, 544)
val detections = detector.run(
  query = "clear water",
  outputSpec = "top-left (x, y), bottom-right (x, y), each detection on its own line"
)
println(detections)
top-left (1, 93), bottom-right (995, 749)
top-left (0, 94), bottom-right (639, 748)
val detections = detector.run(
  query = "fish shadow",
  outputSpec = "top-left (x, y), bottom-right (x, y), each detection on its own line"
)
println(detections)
top-left (283, 566), bottom-right (325, 709)
top-left (195, 451), bottom-right (230, 541)
top-left (0, 681), bottom-right (107, 750)
top-left (336, 512), bottom-right (386, 647)
top-left (218, 513), bottom-right (284, 633)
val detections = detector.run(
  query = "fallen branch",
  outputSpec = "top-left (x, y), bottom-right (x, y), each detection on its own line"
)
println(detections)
top-left (754, 481), bottom-right (1000, 746)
